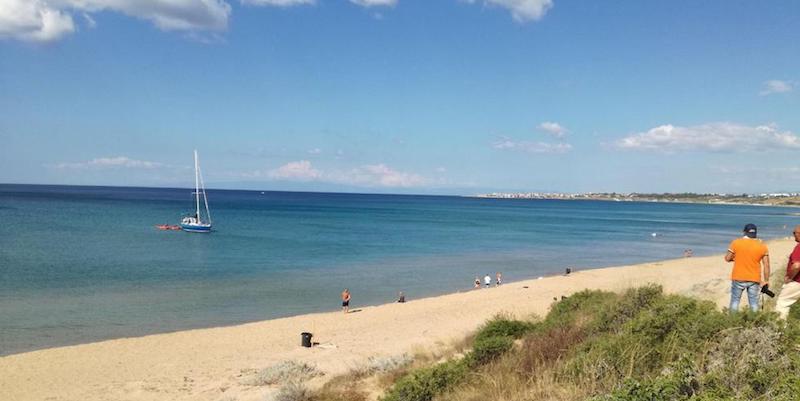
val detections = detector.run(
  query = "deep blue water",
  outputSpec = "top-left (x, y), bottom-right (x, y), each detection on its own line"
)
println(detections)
top-left (1, 184), bottom-right (798, 355)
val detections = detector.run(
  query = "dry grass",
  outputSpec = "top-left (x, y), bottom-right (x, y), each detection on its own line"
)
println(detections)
top-left (247, 360), bottom-right (323, 386)
top-left (436, 356), bottom-right (589, 401)
top-left (311, 353), bottom-right (418, 401)
top-left (274, 381), bottom-right (313, 401)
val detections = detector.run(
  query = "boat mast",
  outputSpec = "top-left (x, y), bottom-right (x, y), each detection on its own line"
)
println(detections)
top-left (198, 158), bottom-right (212, 224)
top-left (194, 149), bottom-right (201, 221)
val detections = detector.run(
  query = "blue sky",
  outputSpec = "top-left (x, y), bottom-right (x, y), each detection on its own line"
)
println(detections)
top-left (1, 0), bottom-right (799, 194)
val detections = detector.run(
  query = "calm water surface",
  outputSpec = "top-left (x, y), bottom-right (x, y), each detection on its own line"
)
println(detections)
top-left (1, 184), bottom-right (798, 355)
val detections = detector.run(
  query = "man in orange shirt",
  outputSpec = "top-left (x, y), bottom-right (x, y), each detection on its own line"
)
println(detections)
top-left (724, 223), bottom-right (771, 312)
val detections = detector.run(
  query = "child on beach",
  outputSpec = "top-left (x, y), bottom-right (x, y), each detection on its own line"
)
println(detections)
top-left (474, 277), bottom-right (481, 289)
top-left (495, 272), bottom-right (502, 286)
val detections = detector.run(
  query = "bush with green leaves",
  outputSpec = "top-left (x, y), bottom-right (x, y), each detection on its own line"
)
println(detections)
top-left (382, 315), bottom-right (534, 401)
top-left (473, 314), bottom-right (535, 343)
top-left (380, 358), bottom-right (468, 401)
top-left (565, 293), bottom-right (729, 387)
top-left (469, 335), bottom-right (513, 367)
top-left (701, 325), bottom-right (791, 399)
top-left (591, 357), bottom-right (699, 401)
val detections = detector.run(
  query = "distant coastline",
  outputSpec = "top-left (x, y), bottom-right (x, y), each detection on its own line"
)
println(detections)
top-left (473, 192), bottom-right (800, 207)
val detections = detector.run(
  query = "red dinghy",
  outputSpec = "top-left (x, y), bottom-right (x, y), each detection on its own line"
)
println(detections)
top-left (155, 224), bottom-right (181, 231)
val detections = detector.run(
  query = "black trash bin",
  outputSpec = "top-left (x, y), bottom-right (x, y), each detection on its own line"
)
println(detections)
top-left (301, 332), bottom-right (313, 347)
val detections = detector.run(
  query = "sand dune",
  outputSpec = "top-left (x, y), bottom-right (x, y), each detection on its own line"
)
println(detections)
top-left (2, 238), bottom-right (794, 401)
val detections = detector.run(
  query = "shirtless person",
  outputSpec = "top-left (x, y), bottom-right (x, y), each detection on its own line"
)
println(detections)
top-left (341, 288), bottom-right (351, 313)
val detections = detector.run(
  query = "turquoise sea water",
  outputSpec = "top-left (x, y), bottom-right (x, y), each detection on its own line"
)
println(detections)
top-left (1, 184), bottom-right (798, 356)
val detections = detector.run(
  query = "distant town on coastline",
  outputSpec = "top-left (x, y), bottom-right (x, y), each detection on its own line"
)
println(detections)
top-left (474, 192), bottom-right (800, 206)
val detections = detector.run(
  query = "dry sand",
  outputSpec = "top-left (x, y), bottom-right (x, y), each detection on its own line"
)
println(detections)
top-left (2, 238), bottom-right (795, 401)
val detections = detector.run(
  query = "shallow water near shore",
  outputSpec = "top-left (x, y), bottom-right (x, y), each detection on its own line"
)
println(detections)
top-left (1, 184), bottom-right (798, 356)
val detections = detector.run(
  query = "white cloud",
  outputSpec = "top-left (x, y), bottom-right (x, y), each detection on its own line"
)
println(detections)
top-left (616, 122), bottom-right (800, 152)
top-left (0, 0), bottom-right (75, 42)
top-left (333, 164), bottom-right (428, 187)
top-left (261, 160), bottom-right (429, 187)
top-left (241, 0), bottom-right (314, 6)
top-left (54, 156), bottom-right (165, 169)
top-left (268, 160), bottom-right (322, 181)
top-left (538, 121), bottom-right (567, 138)
top-left (492, 137), bottom-right (572, 153)
top-left (759, 80), bottom-right (794, 96)
top-left (349, 0), bottom-right (397, 7)
top-left (463, 0), bottom-right (553, 22)
top-left (0, 0), bottom-right (232, 42)
top-left (1, 0), bottom-right (552, 42)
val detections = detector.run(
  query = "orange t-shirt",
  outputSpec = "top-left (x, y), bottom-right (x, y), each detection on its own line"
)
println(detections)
top-left (728, 237), bottom-right (768, 282)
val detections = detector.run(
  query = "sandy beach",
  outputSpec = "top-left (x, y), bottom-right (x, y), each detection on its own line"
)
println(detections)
top-left (2, 238), bottom-right (795, 401)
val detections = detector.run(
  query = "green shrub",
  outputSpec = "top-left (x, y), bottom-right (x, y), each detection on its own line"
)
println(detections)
top-left (473, 314), bottom-right (535, 343)
top-left (591, 357), bottom-right (698, 401)
top-left (565, 294), bottom-right (729, 389)
top-left (469, 335), bottom-right (513, 367)
top-left (594, 285), bottom-right (664, 334)
top-left (541, 289), bottom-right (617, 332)
top-left (700, 326), bottom-right (790, 399)
top-left (380, 316), bottom-right (530, 401)
top-left (380, 359), bottom-right (468, 401)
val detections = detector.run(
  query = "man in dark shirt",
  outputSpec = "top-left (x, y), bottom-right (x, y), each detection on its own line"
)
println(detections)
top-left (776, 225), bottom-right (800, 319)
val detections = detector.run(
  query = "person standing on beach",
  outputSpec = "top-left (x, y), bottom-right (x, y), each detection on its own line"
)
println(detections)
top-left (724, 224), bottom-right (770, 312)
top-left (474, 277), bottom-right (481, 289)
top-left (776, 225), bottom-right (800, 319)
top-left (484, 274), bottom-right (491, 287)
top-left (495, 272), bottom-right (502, 286)
top-left (341, 288), bottom-right (351, 313)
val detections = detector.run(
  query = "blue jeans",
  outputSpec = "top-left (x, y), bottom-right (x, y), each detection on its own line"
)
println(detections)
top-left (730, 280), bottom-right (760, 312)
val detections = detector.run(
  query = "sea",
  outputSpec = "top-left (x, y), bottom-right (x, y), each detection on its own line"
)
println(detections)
top-left (1, 184), bottom-right (798, 356)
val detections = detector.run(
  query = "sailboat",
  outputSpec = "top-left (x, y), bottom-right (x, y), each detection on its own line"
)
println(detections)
top-left (180, 150), bottom-right (212, 233)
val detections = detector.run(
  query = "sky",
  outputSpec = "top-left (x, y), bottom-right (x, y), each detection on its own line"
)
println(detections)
top-left (1, 0), bottom-right (799, 195)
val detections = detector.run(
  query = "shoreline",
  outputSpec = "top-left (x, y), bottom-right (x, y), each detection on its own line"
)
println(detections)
top-left (2, 237), bottom-right (796, 401)
top-left (467, 195), bottom-right (800, 208)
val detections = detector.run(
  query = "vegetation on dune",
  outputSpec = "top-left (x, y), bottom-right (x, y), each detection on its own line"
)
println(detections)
top-left (381, 285), bottom-right (800, 401)
top-left (267, 285), bottom-right (800, 401)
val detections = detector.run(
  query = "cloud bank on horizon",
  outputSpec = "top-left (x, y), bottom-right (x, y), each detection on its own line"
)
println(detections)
top-left (0, 0), bottom-right (554, 42)
top-left (617, 123), bottom-right (800, 153)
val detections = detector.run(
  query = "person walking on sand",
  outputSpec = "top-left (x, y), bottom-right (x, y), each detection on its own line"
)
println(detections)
top-left (397, 291), bottom-right (406, 303)
top-left (495, 272), bottom-right (502, 286)
top-left (341, 288), bottom-right (351, 313)
top-left (484, 274), bottom-right (491, 287)
top-left (776, 225), bottom-right (800, 319)
top-left (725, 224), bottom-right (770, 313)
